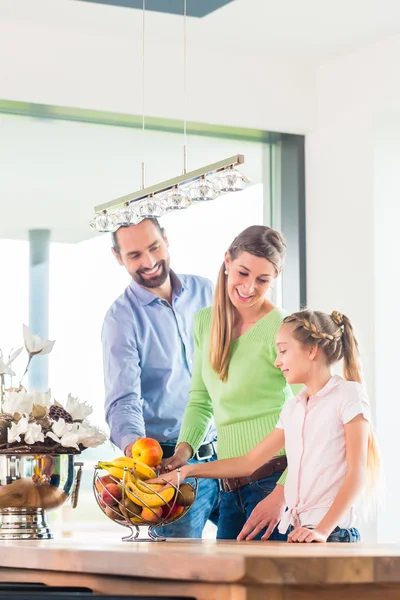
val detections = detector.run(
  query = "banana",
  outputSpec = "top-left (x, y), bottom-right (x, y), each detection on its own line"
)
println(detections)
top-left (129, 460), bottom-right (157, 480)
top-left (125, 479), bottom-right (174, 508)
top-left (112, 456), bottom-right (157, 480)
top-left (97, 458), bottom-right (156, 482)
top-left (131, 475), bottom-right (163, 494)
top-left (97, 462), bottom-right (124, 480)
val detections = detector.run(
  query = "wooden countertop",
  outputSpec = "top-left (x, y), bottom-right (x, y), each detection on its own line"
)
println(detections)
top-left (1, 538), bottom-right (400, 586)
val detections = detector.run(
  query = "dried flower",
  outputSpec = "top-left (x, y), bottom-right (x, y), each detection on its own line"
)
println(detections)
top-left (7, 347), bottom-right (23, 366)
top-left (7, 417), bottom-right (29, 444)
top-left (65, 394), bottom-right (93, 421)
top-left (76, 422), bottom-right (107, 448)
top-left (46, 418), bottom-right (80, 450)
top-left (24, 422), bottom-right (44, 444)
top-left (23, 325), bottom-right (55, 356)
top-left (3, 391), bottom-right (34, 415)
top-left (31, 404), bottom-right (49, 419)
top-left (0, 352), bottom-right (15, 377)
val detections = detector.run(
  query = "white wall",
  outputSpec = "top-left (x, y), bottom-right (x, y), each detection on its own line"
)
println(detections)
top-left (306, 35), bottom-right (400, 543)
top-left (373, 115), bottom-right (400, 543)
top-left (0, 0), bottom-right (316, 134)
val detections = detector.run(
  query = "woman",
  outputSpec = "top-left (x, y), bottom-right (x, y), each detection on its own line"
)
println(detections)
top-left (162, 225), bottom-right (295, 540)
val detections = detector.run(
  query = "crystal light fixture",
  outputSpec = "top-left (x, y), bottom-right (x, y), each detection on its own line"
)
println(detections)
top-left (89, 211), bottom-right (118, 233)
top-left (187, 175), bottom-right (219, 202)
top-left (216, 167), bottom-right (251, 193)
top-left (114, 203), bottom-right (141, 226)
top-left (164, 186), bottom-right (191, 210)
top-left (89, 0), bottom-right (250, 234)
top-left (90, 154), bottom-right (249, 233)
top-left (138, 195), bottom-right (167, 219)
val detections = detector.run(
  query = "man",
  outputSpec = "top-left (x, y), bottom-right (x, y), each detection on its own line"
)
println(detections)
top-left (102, 217), bottom-right (219, 537)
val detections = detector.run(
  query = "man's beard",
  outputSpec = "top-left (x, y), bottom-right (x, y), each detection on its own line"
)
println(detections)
top-left (134, 259), bottom-right (170, 289)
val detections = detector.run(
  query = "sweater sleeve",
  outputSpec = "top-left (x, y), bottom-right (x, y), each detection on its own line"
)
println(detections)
top-left (177, 309), bottom-right (214, 454)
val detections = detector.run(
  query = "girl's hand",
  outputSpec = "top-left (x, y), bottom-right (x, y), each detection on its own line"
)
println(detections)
top-left (237, 485), bottom-right (286, 541)
top-left (288, 527), bottom-right (327, 543)
top-left (147, 465), bottom-right (191, 490)
top-left (158, 442), bottom-right (193, 474)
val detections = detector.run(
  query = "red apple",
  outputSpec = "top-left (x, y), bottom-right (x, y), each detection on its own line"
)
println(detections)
top-left (101, 483), bottom-right (122, 507)
top-left (95, 475), bottom-right (115, 496)
top-left (141, 506), bottom-right (163, 523)
top-left (131, 437), bottom-right (163, 467)
top-left (162, 500), bottom-right (184, 520)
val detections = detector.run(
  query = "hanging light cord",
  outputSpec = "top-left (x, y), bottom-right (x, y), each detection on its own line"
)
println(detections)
top-left (183, 0), bottom-right (187, 174)
top-left (141, 0), bottom-right (146, 189)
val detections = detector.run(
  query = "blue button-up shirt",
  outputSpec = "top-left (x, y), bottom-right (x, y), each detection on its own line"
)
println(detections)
top-left (102, 271), bottom-right (216, 452)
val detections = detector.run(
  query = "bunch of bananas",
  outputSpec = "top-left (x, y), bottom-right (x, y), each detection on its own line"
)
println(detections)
top-left (97, 456), bottom-right (175, 509)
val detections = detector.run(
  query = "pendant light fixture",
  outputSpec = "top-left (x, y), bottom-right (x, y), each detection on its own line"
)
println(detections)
top-left (90, 1), bottom-right (250, 234)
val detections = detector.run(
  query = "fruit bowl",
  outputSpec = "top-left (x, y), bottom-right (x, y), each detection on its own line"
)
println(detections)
top-left (93, 465), bottom-right (198, 542)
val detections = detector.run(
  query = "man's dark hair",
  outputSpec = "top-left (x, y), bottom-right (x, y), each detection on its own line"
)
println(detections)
top-left (112, 218), bottom-right (163, 253)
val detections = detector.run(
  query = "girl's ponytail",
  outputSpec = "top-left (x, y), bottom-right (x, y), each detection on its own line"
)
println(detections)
top-left (337, 312), bottom-right (362, 384)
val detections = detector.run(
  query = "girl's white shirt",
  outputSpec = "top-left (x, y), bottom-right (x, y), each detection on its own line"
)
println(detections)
top-left (277, 375), bottom-right (370, 533)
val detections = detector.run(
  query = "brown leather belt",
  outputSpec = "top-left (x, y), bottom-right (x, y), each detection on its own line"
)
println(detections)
top-left (221, 456), bottom-right (287, 493)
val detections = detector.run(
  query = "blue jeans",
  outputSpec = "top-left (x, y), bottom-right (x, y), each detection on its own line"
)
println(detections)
top-left (217, 471), bottom-right (288, 541)
top-left (288, 525), bottom-right (361, 543)
top-left (157, 455), bottom-right (220, 539)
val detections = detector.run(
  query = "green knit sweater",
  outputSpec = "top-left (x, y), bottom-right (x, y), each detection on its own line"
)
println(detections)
top-left (177, 307), bottom-right (294, 473)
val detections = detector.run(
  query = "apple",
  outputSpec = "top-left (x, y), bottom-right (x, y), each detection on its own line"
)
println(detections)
top-left (131, 437), bottom-right (163, 467)
top-left (141, 506), bottom-right (163, 523)
top-left (101, 483), bottom-right (122, 506)
top-left (162, 501), bottom-right (184, 520)
top-left (95, 475), bottom-right (115, 496)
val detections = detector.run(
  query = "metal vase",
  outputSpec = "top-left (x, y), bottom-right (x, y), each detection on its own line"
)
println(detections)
top-left (0, 454), bottom-right (81, 540)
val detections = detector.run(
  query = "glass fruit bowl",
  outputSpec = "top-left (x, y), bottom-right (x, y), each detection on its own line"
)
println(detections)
top-left (93, 465), bottom-right (197, 542)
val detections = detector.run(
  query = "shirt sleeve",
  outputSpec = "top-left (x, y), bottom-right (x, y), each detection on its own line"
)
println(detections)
top-left (102, 308), bottom-right (146, 452)
top-left (339, 383), bottom-right (371, 425)
top-left (177, 311), bottom-right (214, 454)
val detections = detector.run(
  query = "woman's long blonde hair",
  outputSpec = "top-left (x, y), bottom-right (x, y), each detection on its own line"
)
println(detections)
top-left (209, 225), bottom-right (287, 382)
top-left (284, 309), bottom-right (380, 492)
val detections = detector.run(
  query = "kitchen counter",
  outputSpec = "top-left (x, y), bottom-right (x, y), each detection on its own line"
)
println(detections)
top-left (0, 537), bottom-right (399, 599)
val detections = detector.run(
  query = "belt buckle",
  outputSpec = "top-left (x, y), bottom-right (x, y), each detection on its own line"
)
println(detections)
top-left (222, 479), bottom-right (233, 493)
top-left (195, 443), bottom-right (214, 461)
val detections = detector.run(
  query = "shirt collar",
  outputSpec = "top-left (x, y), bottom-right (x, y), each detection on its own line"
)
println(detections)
top-left (296, 374), bottom-right (343, 403)
top-left (129, 270), bottom-right (186, 306)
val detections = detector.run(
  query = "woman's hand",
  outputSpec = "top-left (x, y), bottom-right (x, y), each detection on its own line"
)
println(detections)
top-left (147, 465), bottom-right (191, 490)
top-left (288, 527), bottom-right (327, 543)
top-left (237, 484), bottom-right (286, 541)
top-left (159, 442), bottom-right (193, 474)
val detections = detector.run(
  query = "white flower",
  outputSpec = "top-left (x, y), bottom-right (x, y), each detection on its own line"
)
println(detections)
top-left (0, 351), bottom-right (15, 377)
top-left (46, 418), bottom-right (80, 450)
top-left (49, 418), bottom-right (70, 439)
top-left (23, 324), bottom-right (55, 356)
top-left (3, 391), bottom-right (34, 415)
top-left (24, 422), bottom-right (44, 444)
top-left (7, 417), bottom-right (29, 444)
top-left (65, 394), bottom-right (93, 421)
top-left (7, 347), bottom-right (23, 367)
top-left (76, 422), bottom-right (107, 448)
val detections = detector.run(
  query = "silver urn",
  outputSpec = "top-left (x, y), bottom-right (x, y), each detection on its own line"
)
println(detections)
top-left (0, 454), bottom-right (82, 540)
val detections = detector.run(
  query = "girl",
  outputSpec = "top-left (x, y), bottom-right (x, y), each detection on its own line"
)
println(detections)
top-left (150, 309), bottom-right (379, 543)
top-left (159, 225), bottom-right (295, 541)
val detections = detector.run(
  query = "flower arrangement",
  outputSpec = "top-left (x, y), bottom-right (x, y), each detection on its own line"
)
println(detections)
top-left (0, 325), bottom-right (106, 454)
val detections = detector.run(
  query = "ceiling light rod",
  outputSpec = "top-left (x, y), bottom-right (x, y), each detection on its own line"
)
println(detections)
top-left (94, 154), bottom-right (244, 214)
